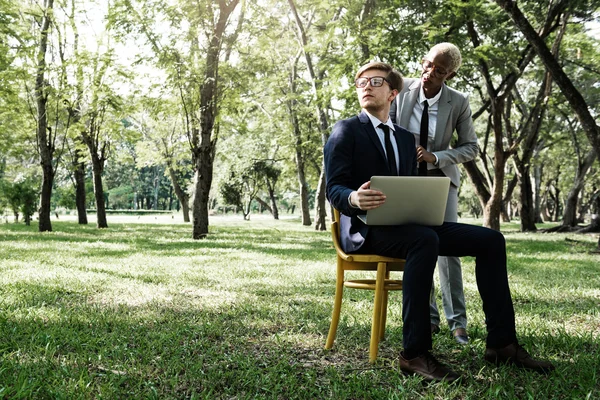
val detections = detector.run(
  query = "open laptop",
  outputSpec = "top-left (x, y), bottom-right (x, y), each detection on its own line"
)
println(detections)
top-left (357, 176), bottom-right (450, 226)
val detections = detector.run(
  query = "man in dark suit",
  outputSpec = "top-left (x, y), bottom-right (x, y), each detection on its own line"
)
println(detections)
top-left (390, 43), bottom-right (477, 345)
top-left (324, 61), bottom-right (554, 382)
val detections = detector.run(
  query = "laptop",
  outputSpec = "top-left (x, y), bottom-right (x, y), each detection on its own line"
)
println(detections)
top-left (357, 176), bottom-right (450, 226)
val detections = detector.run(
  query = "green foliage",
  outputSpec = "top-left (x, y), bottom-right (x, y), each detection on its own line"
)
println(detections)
top-left (1, 177), bottom-right (38, 224)
top-left (1, 0), bottom-right (599, 231)
top-left (53, 185), bottom-right (76, 210)
top-left (219, 176), bottom-right (243, 210)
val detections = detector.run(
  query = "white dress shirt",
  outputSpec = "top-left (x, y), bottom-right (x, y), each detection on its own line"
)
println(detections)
top-left (363, 110), bottom-right (399, 171)
top-left (406, 87), bottom-right (443, 167)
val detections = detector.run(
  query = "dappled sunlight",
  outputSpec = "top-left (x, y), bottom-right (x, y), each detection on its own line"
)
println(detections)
top-left (174, 287), bottom-right (239, 309)
top-left (87, 281), bottom-right (173, 307)
top-left (1, 219), bottom-right (599, 398)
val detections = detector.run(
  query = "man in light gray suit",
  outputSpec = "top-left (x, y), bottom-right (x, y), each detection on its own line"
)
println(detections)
top-left (390, 43), bottom-right (478, 345)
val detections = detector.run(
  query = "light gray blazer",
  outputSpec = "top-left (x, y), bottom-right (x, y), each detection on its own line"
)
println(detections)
top-left (391, 78), bottom-right (478, 187)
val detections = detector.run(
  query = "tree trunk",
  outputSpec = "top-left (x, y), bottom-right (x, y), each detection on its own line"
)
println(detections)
top-left (90, 155), bottom-right (107, 228)
top-left (192, 144), bottom-right (215, 238)
top-left (519, 166), bottom-right (537, 231)
top-left (287, 56), bottom-right (311, 226)
top-left (533, 164), bottom-right (544, 223)
top-left (562, 149), bottom-right (596, 227)
top-left (264, 178), bottom-right (279, 220)
top-left (35, 0), bottom-right (55, 233)
top-left (153, 167), bottom-right (159, 210)
top-left (314, 166), bottom-right (327, 230)
top-left (74, 160), bottom-right (88, 224)
top-left (167, 166), bottom-right (190, 222)
top-left (254, 196), bottom-right (273, 215)
top-left (482, 100), bottom-right (508, 231)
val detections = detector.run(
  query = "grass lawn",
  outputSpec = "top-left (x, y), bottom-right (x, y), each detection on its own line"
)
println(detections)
top-left (0, 214), bottom-right (599, 399)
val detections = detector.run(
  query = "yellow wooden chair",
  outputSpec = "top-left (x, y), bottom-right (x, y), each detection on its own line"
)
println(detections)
top-left (325, 208), bottom-right (405, 363)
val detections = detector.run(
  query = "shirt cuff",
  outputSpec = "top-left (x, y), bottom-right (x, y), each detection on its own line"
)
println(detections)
top-left (433, 153), bottom-right (439, 166)
top-left (348, 192), bottom-right (359, 208)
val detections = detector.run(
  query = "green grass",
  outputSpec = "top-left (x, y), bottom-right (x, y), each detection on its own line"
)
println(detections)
top-left (0, 215), bottom-right (599, 399)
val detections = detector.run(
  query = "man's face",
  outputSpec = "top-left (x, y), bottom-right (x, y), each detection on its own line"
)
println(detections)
top-left (356, 69), bottom-right (397, 112)
top-left (421, 50), bottom-right (456, 93)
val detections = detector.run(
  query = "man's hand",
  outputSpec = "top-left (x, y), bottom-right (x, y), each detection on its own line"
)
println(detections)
top-left (417, 145), bottom-right (436, 164)
top-left (349, 181), bottom-right (386, 210)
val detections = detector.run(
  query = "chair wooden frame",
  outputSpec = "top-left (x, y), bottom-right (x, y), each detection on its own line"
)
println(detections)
top-left (325, 209), bottom-right (405, 363)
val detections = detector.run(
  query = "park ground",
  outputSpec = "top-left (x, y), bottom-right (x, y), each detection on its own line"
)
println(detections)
top-left (0, 213), bottom-right (599, 399)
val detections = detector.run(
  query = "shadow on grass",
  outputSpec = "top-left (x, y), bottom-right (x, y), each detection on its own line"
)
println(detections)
top-left (2, 221), bottom-right (600, 398)
top-left (0, 221), bottom-right (334, 263)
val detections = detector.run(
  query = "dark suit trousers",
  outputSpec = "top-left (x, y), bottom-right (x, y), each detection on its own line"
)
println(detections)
top-left (358, 222), bottom-right (517, 353)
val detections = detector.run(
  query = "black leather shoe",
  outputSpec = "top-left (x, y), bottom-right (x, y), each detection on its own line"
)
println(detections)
top-left (431, 324), bottom-right (440, 335)
top-left (400, 351), bottom-right (461, 383)
top-left (453, 328), bottom-right (469, 345)
top-left (485, 342), bottom-right (555, 374)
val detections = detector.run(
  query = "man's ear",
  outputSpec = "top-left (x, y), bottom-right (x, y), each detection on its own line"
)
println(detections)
top-left (388, 89), bottom-right (399, 102)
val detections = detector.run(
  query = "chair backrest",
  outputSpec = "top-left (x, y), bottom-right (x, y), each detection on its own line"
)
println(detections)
top-left (330, 208), bottom-right (405, 269)
top-left (330, 208), bottom-right (345, 257)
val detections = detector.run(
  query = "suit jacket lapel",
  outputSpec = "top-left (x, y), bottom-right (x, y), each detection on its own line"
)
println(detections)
top-left (435, 85), bottom-right (451, 150)
top-left (358, 111), bottom-right (387, 164)
top-left (399, 80), bottom-right (420, 128)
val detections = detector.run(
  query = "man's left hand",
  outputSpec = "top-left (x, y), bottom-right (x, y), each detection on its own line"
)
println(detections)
top-left (416, 145), bottom-right (436, 164)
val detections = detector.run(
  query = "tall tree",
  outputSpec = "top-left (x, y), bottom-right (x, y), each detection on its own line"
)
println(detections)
top-left (495, 0), bottom-right (600, 242)
top-left (287, 0), bottom-right (332, 231)
top-left (112, 0), bottom-right (242, 238)
top-left (34, 0), bottom-right (56, 232)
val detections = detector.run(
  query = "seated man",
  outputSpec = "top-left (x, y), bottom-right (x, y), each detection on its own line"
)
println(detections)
top-left (323, 61), bottom-right (554, 382)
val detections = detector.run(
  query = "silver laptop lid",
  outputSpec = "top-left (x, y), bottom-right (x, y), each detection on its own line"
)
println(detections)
top-left (359, 176), bottom-right (450, 226)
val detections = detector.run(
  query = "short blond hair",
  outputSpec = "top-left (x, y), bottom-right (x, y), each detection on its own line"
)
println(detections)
top-left (428, 43), bottom-right (462, 73)
top-left (355, 61), bottom-right (403, 92)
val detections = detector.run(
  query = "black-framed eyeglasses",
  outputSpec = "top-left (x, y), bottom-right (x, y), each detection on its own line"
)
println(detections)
top-left (354, 76), bottom-right (389, 88)
top-left (422, 59), bottom-right (449, 77)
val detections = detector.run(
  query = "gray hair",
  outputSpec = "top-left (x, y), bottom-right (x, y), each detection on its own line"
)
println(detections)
top-left (428, 43), bottom-right (462, 73)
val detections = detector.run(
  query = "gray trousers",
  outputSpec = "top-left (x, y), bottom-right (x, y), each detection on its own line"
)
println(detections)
top-left (429, 182), bottom-right (467, 331)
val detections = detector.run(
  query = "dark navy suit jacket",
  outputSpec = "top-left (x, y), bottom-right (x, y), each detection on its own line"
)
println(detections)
top-left (324, 111), bottom-right (417, 253)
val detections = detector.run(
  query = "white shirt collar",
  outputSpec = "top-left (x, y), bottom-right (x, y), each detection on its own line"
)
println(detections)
top-left (363, 110), bottom-right (395, 132)
top-left (419, 84), bottom-right (443, 107)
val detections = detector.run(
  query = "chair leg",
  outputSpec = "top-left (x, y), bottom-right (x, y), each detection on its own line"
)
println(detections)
top-left (325, 264), bottom-right (345, 350)
top-left (380, 290), bottom-right (389, 341)
top-left (369, 262), bottom-right (387, 363)
top-left (379, 270), bottom-right (391, 341)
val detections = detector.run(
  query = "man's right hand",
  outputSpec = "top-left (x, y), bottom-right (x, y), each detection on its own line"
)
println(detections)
top-left (349, 181), bottom-right (386, 210)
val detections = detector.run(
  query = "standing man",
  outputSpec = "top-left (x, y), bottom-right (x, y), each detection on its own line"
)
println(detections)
top-left (324, 61), bottom-right (553, 382)
top-left (391, 43), bottom-right (477, 345)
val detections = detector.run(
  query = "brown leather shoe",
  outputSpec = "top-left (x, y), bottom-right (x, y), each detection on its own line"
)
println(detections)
top-left (453, 328), bottom-right (469, 345)
top-left (485, 342), bottom-right (555, 374)
top-left (400, 351), bottom-right (461, 383)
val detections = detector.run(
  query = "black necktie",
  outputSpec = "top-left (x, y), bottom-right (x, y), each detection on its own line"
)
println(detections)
top-left (419, 101), bottom-right (429, 176)
top-left (379, 124), bottom-right (398, 176)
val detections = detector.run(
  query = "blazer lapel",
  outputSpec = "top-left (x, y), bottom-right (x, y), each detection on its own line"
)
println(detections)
top-left (435, 85), bottom-right (452, 150)
top-left (358, 111), bottom-right (387, 162)
top-left (399, 80), bottom-right (420, 128)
